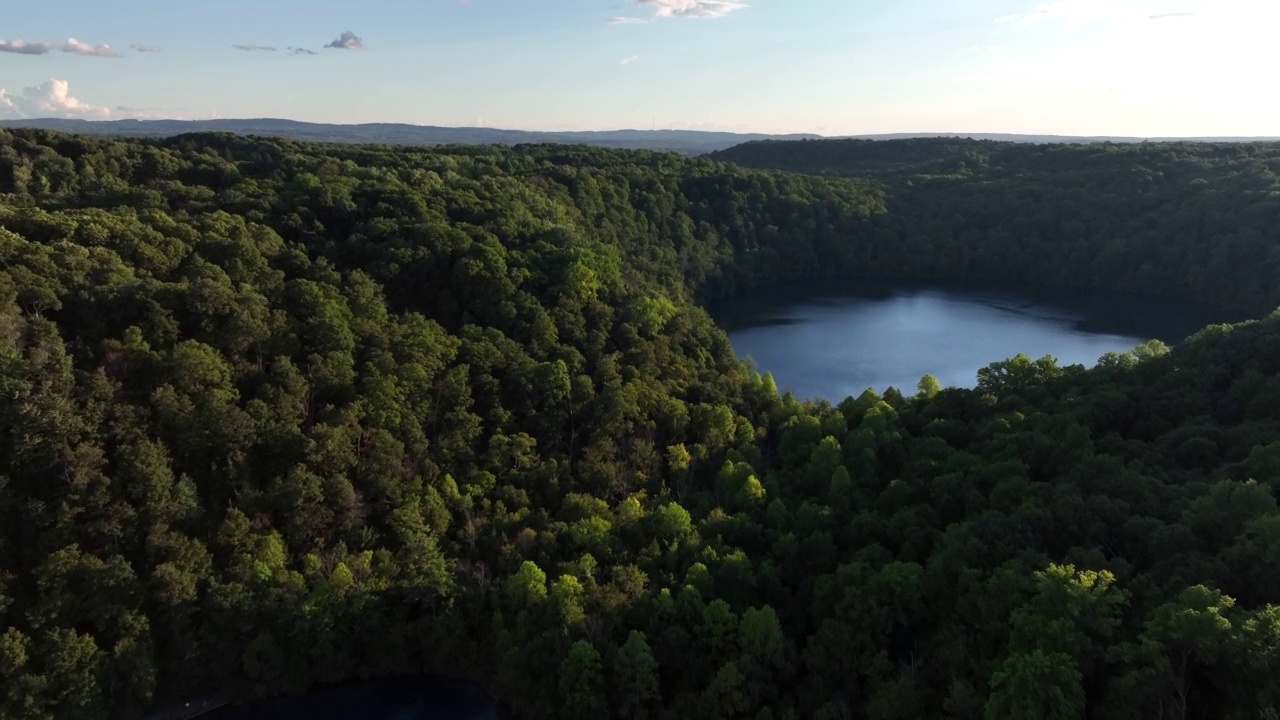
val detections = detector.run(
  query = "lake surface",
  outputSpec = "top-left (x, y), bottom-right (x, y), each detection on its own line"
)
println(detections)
top-left (204, 678), bottom-right (500, 720)
top-left (710, 279), bottom-right (1229, 401)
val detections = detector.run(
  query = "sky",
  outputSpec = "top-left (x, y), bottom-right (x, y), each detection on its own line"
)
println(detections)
top-left (1, 0), bottom-right (1277, 136)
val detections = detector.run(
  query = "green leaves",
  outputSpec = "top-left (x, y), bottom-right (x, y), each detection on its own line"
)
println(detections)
top-left (3, 128), bottom-right (1280, 720)
top-left (613, 631), bottom-right (659, 720)
top-left (976, 354), bottom-right (1062, 399)
top-left (507, 561), bottom-right (549, 606)
top-left (715, 460), bottom-right (767, 511)
top-left (985, 649), bottom-right (1084, 720)
top-left (560, 641), bottom-right (607, 720)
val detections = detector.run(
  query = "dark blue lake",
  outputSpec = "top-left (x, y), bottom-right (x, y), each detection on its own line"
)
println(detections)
top-left (711, 279), bottom-right (1229, 401)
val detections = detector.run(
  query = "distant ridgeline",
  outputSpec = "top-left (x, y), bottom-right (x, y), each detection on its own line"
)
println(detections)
top-left (0, 118), bottom-right (826, 155)
top-left (3, 117), bottom-right (1276, 155)
top-left (4, 129), bottom-right (1280, 719)
top-left (709, 137), bottom-right (1280, 316)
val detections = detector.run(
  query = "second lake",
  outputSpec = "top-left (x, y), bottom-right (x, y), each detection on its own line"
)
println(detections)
top-left (711, 279), bottom-right (1231, 402)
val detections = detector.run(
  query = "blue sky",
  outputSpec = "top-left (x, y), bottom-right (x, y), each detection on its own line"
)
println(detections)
top-left (1, 0), bottom-right (1275, 136)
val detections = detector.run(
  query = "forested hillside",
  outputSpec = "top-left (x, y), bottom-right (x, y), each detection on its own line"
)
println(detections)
top-left (3, 130), bottom-right (1280, 720)
top-left (712, 138), bottom-right (1280, 316)
top-left (0, 119), bottom-right (823, 155)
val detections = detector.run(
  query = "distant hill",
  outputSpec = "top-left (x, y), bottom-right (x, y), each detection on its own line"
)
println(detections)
top-left (846, 132), bottom-right (1280, 144)
top-left (1, 118), bottom-right (1274, 154)
top-left (0, 118), bottom-right (820, 154)
top-left (709, 136), bottom-right (1280, 180)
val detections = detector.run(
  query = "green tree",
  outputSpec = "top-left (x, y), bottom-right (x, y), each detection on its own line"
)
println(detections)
top-left (985, 649), bottom-right (1084, 720)
top-left (560, 640), bottom-right (608, 720)
top-left (613, 631), bottom-right (660, 719)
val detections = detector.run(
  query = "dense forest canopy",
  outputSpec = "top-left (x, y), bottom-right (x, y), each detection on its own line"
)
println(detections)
top-left (712, 137), bottom-right (1280, 316)
top-left (2, 129), bottom-right (1280, 720)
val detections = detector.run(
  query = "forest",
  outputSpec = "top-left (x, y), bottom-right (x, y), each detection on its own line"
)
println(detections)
top-left (712, 137), bottom-right (1280, 316)
top-left (0, 119), bottom-right (820, 155)
top-left (2, 128), bottom-right (1280, 719)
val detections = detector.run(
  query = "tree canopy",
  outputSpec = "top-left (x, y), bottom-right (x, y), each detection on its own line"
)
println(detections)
top-left (2, 129), bottom-right (1280, 719)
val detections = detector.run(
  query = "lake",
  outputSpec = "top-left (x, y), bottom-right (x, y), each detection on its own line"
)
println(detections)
top-left (710, 279), bottom-right (1230, 401)
top-left (203, 678), bottom-right (500, 720)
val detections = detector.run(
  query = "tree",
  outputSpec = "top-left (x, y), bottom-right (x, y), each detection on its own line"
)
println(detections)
top-left (560, 640), bottom-right (608, 720)
top-left (702, 661), bottom-right (751, 720)
top-left (614, 631), bottom-right (660, 719)
top-left (507, 561), bottom-right (549, 607)
top-left (4, 127), bottom-right (1280, 720)
top-left (984, 649), bottom-right (1084, 720)
top-left (1126, 586), bottom-right (1238, 720)
top-left (916, 375), bottom-right (942, 400)
top-left (976, 354), bottom-right (1061, 398)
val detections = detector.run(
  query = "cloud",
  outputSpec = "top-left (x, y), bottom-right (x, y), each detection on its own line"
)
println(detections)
top-left (0, 40), bottom-right (55, 55)
top-left (995, 1), bottom-right (1130, 25)
top-left (325, 31), bottom-right (364, 50)
top-left (0, 80), bottom-right (112, 119)
top-left (0, 38), bottom-right (118, 57)
top-left (233, 44), bottom-right (320, 56)
top-left (630, 0), bottom-right (747, 19)
top-left (63, 38), bottom-right (119, 57)
top-left (1000, 3), bottom-right (1205, 27)
top-left (114, 104), bottom-right (167, 119)
top-left (607, 16), bottom-right (651, 24)
top-left (130, 43), bottom-right (161, 53)
top-left (621, 54), bottom-right (640, 64)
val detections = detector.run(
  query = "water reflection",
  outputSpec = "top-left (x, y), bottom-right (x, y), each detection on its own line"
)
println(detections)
top-left (710, 279), bottom-right (1229, 401)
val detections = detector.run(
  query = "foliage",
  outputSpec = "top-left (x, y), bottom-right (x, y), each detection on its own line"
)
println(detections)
top-left (2, 129), bottom-right (1280, 719)
top-left (713, 137), bottom-right (1280, 316)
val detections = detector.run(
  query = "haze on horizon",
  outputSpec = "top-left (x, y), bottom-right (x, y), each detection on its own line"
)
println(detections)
top-left (1, 0), bottom-right (1276, 138)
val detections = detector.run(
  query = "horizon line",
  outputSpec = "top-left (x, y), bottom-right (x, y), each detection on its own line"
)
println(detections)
top-left (1, 117), bottom-right (1278, 141)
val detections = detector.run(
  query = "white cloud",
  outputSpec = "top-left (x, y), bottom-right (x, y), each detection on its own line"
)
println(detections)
top-left (631, 0), bottom-right (747, 20)
top-left (115, 104), bottom-right (167, 119)
top-left (0, 38), bottom-right (118, 57)
top-left (130, 43), bottom-right (161, 53)
top-left (621, 54), bottom-right (640, 64)
top-left (63, 38), bottom-right (118, 57)
top-left (326, 31), bottom-right (364, 50)
top-left (1020, 1), bottom-right (1109, 25)
top-left (997, 1), bottom-right (1202, 26)
top-left (0, 80), bottom-right (112, 119)
top-left (995, 1), bottom-right (1273, 31)
top-left (607, 16), bottom-right (651, 24)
